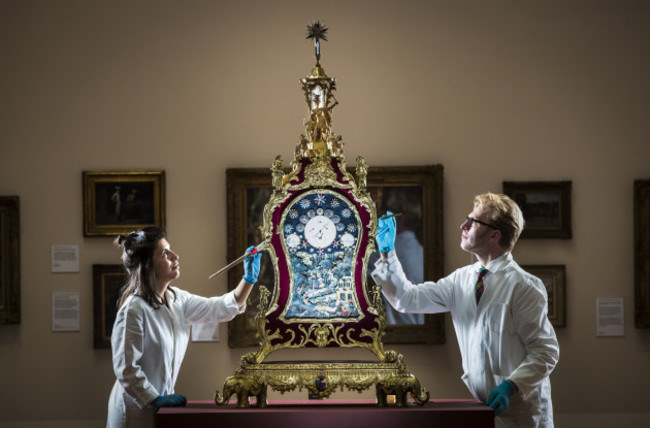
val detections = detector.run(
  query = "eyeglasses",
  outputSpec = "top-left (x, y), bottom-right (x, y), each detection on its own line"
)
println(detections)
top-left (465, 217), bottom-right (499, 230)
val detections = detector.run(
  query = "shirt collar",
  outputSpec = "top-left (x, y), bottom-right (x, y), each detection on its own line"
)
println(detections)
top-left (478, 252), bottom-right (512, 274)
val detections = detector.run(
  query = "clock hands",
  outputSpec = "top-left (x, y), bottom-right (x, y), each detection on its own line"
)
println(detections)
top-left (305, 215), bottom-right (337, 249)
top-left (308, 220), bottom-right (331, 240)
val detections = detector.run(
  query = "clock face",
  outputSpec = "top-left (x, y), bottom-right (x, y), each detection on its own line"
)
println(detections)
top-left (282, 191), bottom-right (359, 254)
top-left (280, 190), bottom-right (362, 321)
top-left (305, 215), bottom-right (336, 248)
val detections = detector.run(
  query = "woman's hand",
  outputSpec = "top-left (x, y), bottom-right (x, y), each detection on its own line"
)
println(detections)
top-left (151, 394), bottom-right (187, 408)
top-left (243, 245), bottom-right (262, 284)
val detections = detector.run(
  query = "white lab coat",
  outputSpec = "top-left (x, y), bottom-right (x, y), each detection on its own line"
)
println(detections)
top-left (107, 287), bottom-right (244, 428)
top-left (371, 252), bottom-right (559, 428)
top-left (368, 230), bottom-right (426, 324)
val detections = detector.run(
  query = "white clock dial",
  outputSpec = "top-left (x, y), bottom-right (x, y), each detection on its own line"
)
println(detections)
top-left (304, 215), bottom-right (337, 249)
top-left (286, 233), bottom-right (301, 249)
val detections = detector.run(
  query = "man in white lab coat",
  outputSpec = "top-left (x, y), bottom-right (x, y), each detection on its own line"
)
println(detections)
top-left (371, 193), bottom-right (559, 428)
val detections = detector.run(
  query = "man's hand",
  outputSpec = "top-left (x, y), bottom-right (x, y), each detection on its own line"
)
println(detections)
top-left (485, 380), bottom-right (515, 416)
top-left (376, 211), bottom-right (397, 253)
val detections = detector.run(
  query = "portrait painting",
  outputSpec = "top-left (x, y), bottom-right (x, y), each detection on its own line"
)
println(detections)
top-left (83, 170), bottom-right (165, 236)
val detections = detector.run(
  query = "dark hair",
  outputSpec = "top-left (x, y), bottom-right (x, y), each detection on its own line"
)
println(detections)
top-left (115, 226), bottom-right (175, 309)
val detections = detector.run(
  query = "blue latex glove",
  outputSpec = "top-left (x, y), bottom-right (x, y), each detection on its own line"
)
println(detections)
top-left (376, 211), bottom-right (397, 253)
top-left (151, 394), bottom-right (187, 408)
top-left (485, 381), bottom-right (515, 416)
top-left (243, 245), bottom-right (262, 284)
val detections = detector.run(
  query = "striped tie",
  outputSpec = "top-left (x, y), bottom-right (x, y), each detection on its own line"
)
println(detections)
top-left (475, 268), bottom-right (488, 304)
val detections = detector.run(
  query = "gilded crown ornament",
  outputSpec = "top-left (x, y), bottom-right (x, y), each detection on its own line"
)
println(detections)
top-left (296, 21), bottom-right (343, 160)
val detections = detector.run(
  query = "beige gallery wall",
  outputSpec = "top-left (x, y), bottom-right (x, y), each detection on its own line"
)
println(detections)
top-left (1, 0), bottom-right (650, 426)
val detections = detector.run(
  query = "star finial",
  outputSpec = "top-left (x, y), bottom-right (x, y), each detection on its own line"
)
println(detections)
top-left (306, 21), bottom-right (328, 64)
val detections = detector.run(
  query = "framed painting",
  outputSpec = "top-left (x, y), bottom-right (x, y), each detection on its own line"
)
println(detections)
top-left (225, 165), bottom-right (444, 347)
top-left (521, 264), bottom-right (566, 328)
top-left (503, 181), bottom-right (572, 239)
top-left (0, 196), bottom-right (20, 324)
top-left (83, 170), bottom-right (165, 237)
top-left (635, 180), bottom-right (650, 328)
top-left (92, 264), bottom-right (127, 348)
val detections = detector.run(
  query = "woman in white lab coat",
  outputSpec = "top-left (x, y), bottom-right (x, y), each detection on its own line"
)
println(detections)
top-left (106, 227), bottom-right (261, 428)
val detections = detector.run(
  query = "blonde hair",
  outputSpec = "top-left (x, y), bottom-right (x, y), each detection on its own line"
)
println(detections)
top-left (474, 193), bottom-right (524, 251)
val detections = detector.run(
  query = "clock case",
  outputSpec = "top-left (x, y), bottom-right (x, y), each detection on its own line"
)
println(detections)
top-left (258, 153), bottom-right (380, 353)
top-left (216, 29), bottom-right (428, 407)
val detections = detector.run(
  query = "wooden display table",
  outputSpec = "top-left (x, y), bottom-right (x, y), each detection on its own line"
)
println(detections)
top-left (156, 399), bottom-right (494, 428)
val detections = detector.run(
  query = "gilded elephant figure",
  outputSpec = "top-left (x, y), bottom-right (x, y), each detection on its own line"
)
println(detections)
top-left (215, 375), bottom-right (268, 408)
top-left (376, 375), bottom-right (429, 407)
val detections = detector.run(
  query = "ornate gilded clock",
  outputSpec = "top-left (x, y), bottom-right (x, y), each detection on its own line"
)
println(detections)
top-left (216, 22), bottom-right (428, 408)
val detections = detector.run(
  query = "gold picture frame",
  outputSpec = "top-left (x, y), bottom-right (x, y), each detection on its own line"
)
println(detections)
top-left (83, 170), bottom-right (165, 237)
top-left (92, 264), bottom-right (127, 348)
top-left (225, 165), bottom-right (444, 347)
top-left (521, 264), bottom-right (566, 328)
top-left (635, 180), bottom-right (650, 328)
top-left (0, 196), bottom-right (20, 324)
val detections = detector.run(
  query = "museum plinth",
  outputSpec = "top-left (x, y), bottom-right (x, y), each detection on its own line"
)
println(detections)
top-left (157, 399), bottom-right (494, 428)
